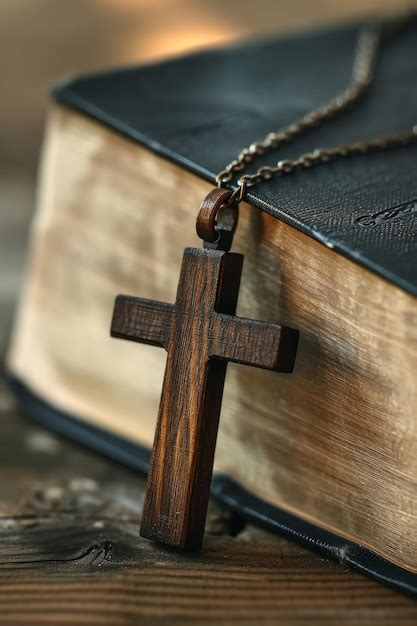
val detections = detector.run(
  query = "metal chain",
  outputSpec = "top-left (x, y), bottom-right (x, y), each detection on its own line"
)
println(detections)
top-left (216, 13), bottom-right (417, 203)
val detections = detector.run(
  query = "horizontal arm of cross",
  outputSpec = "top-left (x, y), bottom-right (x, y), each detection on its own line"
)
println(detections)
top-left (210, 312), bottom-right (299, 373)
top-left (111, 295), bottom-right (174, 349)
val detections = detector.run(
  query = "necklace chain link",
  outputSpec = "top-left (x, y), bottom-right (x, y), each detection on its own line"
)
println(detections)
top-left (216, 13), bottom-right (417, 204)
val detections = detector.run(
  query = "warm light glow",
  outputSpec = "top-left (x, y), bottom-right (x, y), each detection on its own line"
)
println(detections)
top-left (125, 23), bottom-right (240, 61)
top-left (90, 0), bottom-right (241, 62)
top-left (93, 0), bottom-right (175, 9)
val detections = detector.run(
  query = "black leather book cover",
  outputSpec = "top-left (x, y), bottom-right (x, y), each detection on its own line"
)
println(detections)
top-left (53, 19), bottom-right (417, 296)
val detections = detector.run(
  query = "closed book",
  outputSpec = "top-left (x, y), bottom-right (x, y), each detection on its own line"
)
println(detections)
top-left (7, 19), bottom-right (417, 593)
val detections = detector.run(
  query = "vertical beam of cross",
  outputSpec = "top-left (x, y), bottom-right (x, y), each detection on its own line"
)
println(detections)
top-left (111, 247), bottom-right (298, 549)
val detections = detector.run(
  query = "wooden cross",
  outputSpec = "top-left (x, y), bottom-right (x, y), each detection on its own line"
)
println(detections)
top-left (111, 247), bottom-right (298, 550)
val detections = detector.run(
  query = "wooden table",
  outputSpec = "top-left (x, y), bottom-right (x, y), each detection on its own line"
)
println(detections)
top-left (1, 373), bottom-right (417, 625)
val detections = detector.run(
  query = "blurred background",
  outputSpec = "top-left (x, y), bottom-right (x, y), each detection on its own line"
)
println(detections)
top-left (0, 0), bottom-right (413, 348)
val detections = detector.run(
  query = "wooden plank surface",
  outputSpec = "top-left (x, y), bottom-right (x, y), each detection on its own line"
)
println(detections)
top-left (1, 374), bottom-right (417, 625)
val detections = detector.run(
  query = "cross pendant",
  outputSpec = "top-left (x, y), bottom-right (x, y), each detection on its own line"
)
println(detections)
top-left (111, 247), bottom-right (299, 550)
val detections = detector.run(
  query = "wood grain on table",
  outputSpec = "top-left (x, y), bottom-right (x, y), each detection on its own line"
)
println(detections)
top-left (1, 373), bottom-right (417, 625)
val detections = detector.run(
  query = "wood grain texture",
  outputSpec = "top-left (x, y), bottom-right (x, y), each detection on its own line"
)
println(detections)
top-left (111, 248), bottom-right (298, 548)
top-left (196, 188), bottom-right (233, 242)
top-left (8, 106), bottom-right (417, 571)
top-left (111, 297), bottom-right (173, 348)
top-left (1, 377), bottom-right (417, 626)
